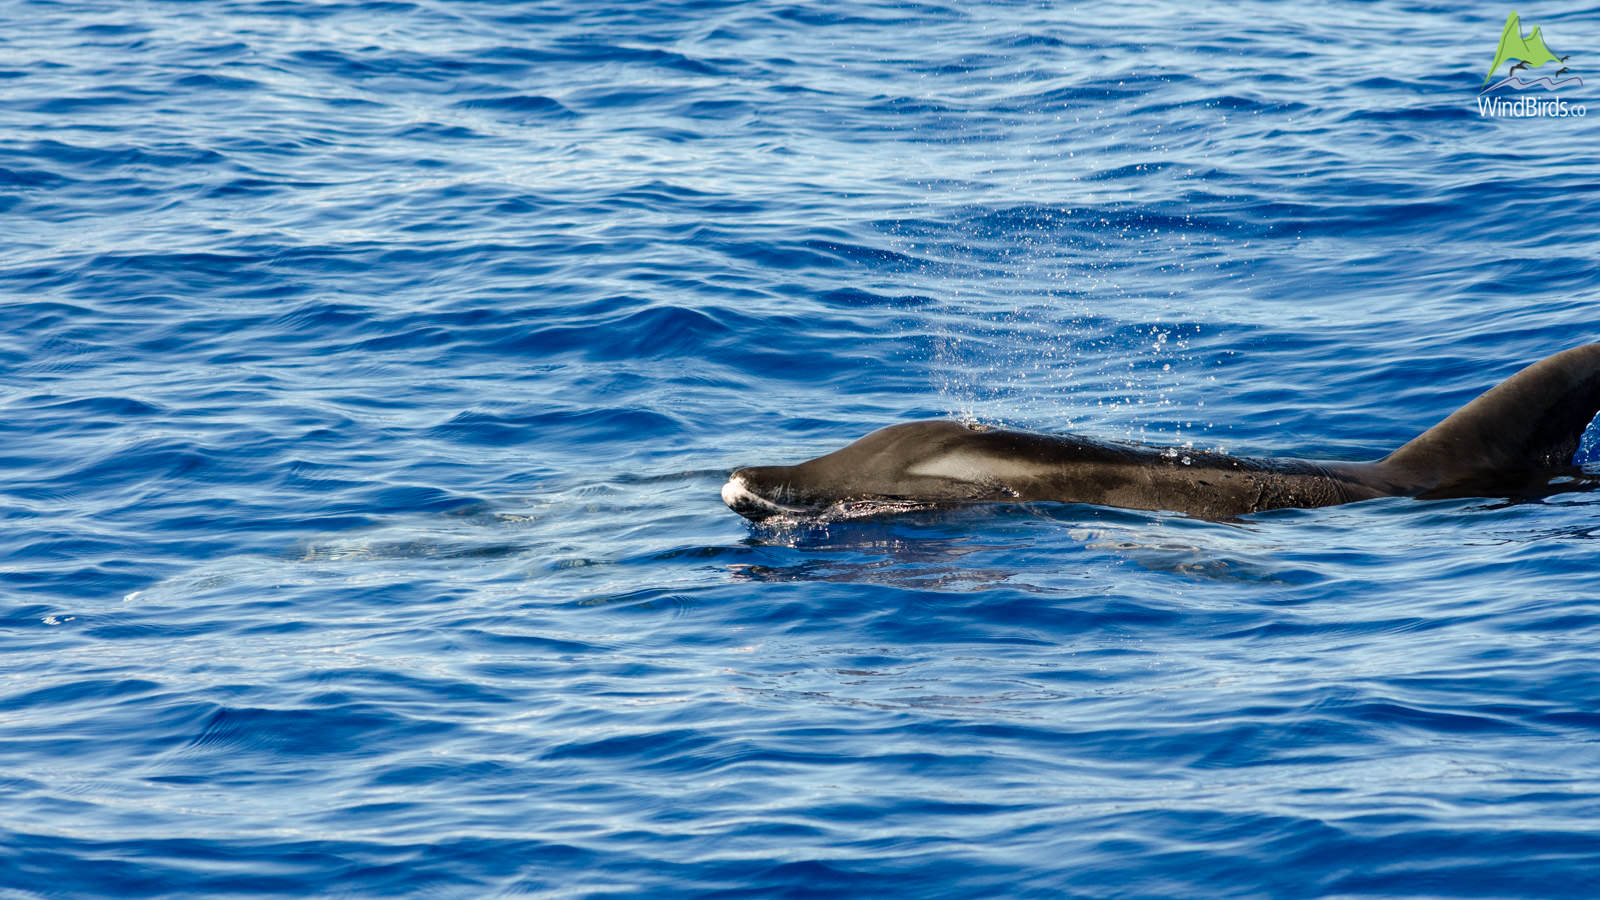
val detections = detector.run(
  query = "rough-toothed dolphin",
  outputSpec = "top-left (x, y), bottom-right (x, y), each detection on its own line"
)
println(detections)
top-left (722, 344), bottom-right (1600, 521)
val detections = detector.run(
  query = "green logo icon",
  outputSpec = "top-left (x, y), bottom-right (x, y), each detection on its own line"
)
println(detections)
top-left (1483, 11), bottom-right (1566, 85)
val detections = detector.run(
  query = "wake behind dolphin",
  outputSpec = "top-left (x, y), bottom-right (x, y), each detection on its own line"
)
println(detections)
top-left (722, 344), bottom-right (1600, 522)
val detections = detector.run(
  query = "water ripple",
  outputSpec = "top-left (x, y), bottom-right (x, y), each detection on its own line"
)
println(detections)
top-left (4, 0), bottom-right (1599, 896)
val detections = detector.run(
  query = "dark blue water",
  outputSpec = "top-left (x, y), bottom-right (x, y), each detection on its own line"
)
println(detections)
top-left (5, 1), bottom-right (1600, 896)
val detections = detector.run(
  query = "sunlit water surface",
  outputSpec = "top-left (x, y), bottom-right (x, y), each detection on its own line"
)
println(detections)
top-left (5, 1), bottom-right (1600, 896)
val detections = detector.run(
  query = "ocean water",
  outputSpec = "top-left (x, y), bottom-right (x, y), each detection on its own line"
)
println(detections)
top-left (4, 0), bottom-right (1600, 896)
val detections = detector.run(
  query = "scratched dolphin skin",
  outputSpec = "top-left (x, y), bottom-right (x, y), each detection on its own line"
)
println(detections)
top-left (723, 345), bottom-right (1600, 521)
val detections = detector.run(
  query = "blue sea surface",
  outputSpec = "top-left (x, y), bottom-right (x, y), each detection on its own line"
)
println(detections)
top-left (5, 1), bottom-right (1600, 896)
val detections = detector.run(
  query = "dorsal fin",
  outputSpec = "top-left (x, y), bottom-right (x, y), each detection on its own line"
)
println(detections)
top-left (1378, 344), bottom-right (1600, 493)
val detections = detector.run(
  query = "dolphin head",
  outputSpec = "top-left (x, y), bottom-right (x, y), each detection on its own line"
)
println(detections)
top-left (721, 420), bottom-right (1028, 521)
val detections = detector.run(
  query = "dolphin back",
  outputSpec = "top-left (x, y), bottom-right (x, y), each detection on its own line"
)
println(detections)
top-left (1378, 344), bottom-right (1600, 494)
